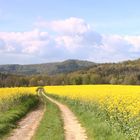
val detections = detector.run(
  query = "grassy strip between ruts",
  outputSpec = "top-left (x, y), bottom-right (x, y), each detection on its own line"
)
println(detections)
top-left (0, 94), bottom-right (39, 139)
top-left (32, 94), bottom-right (64, 140)
top-left (47, 94), bottom-right (129, 140)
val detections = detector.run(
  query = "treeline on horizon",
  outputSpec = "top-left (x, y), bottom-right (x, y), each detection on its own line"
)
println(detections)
top-left (1, 59), bottom-right (140, 87)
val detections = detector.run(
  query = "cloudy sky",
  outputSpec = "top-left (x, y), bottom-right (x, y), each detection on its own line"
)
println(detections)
top-left (0, 0), bottom-right (140, 64)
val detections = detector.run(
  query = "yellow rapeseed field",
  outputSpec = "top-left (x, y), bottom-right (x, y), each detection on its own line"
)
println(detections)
top-left (0, 85), bottom-right (140, 137)
top-left (0, 85), bottom-right (140, 138)
top-left (0, 87), bottom-right (36, 99)
top-left (1, 85), bottom-right (137, 123)
top-left (45, 85), bottom-right (140, 138)
top-left (45, 85), bottom-right (140, 119)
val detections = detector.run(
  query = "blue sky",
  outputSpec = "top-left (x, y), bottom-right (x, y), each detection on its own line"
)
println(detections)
top-left (0, 0), bottom-right (140, 64)
top-left (1, 0), bottom-right (140, 34)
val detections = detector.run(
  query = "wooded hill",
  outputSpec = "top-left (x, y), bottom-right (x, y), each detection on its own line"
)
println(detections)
top-left (1, 59), bottom-right (140, 87)
top-left (0, 59), bottom-right (95, 75)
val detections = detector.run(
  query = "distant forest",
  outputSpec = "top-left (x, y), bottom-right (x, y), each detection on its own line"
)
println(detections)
top-left (1, 59), bottom-right (140, 87)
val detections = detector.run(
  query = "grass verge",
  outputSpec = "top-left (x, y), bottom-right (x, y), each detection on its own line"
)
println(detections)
top-left (47, 94), bottom-right (129, 140)
top-left (0, 94), bottom-right (39, 139)
top-left (32, 94), bottom-right (64, 140)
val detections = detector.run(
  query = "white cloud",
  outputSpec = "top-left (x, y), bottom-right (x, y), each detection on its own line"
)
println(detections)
top-left (55, 31), bottom-right (102, 53)
top-left (124, 36), bottom-right (140, 52)
top-left (0, 17), bottom-right (140, 64)
top-left (0, 29), bottom-right (51, 54)
top-left (100, 35), bottom-right (132, 53)
top-left (35, 17), bottom-right (90, 35)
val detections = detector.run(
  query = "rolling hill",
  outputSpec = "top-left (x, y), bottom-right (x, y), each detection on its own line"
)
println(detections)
top-left (0, 59), bottom-right (95, 75)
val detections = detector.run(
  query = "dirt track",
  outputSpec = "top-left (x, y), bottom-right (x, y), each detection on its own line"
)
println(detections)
top-left (6, 106), bottom-right (44, 140)
top-left (42, 93), bottom-right (88, 140)
top-left (6, 93), bottom-right (88, 140)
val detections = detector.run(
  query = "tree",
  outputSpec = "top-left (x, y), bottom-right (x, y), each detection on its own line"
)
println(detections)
top-left (90, 74), bottom-right (102, 84)
top-left (110, 77), bottom-right (118, 84)
top-left (82, 75), bottom-right (90, 84)
top-left (29, 78), bottom-right (37, 86)
top-left (37, 80), bottom-right (45, 86)
top-left (123, 75), bottom-right (137, 85)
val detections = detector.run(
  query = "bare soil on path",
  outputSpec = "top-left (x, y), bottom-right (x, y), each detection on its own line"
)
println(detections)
top-left (6, 106), bottom-right (44, 140)
top-left (42, 93), bottom-right (88, 140)
top-left (6, 93), bottom-right (88, 140)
